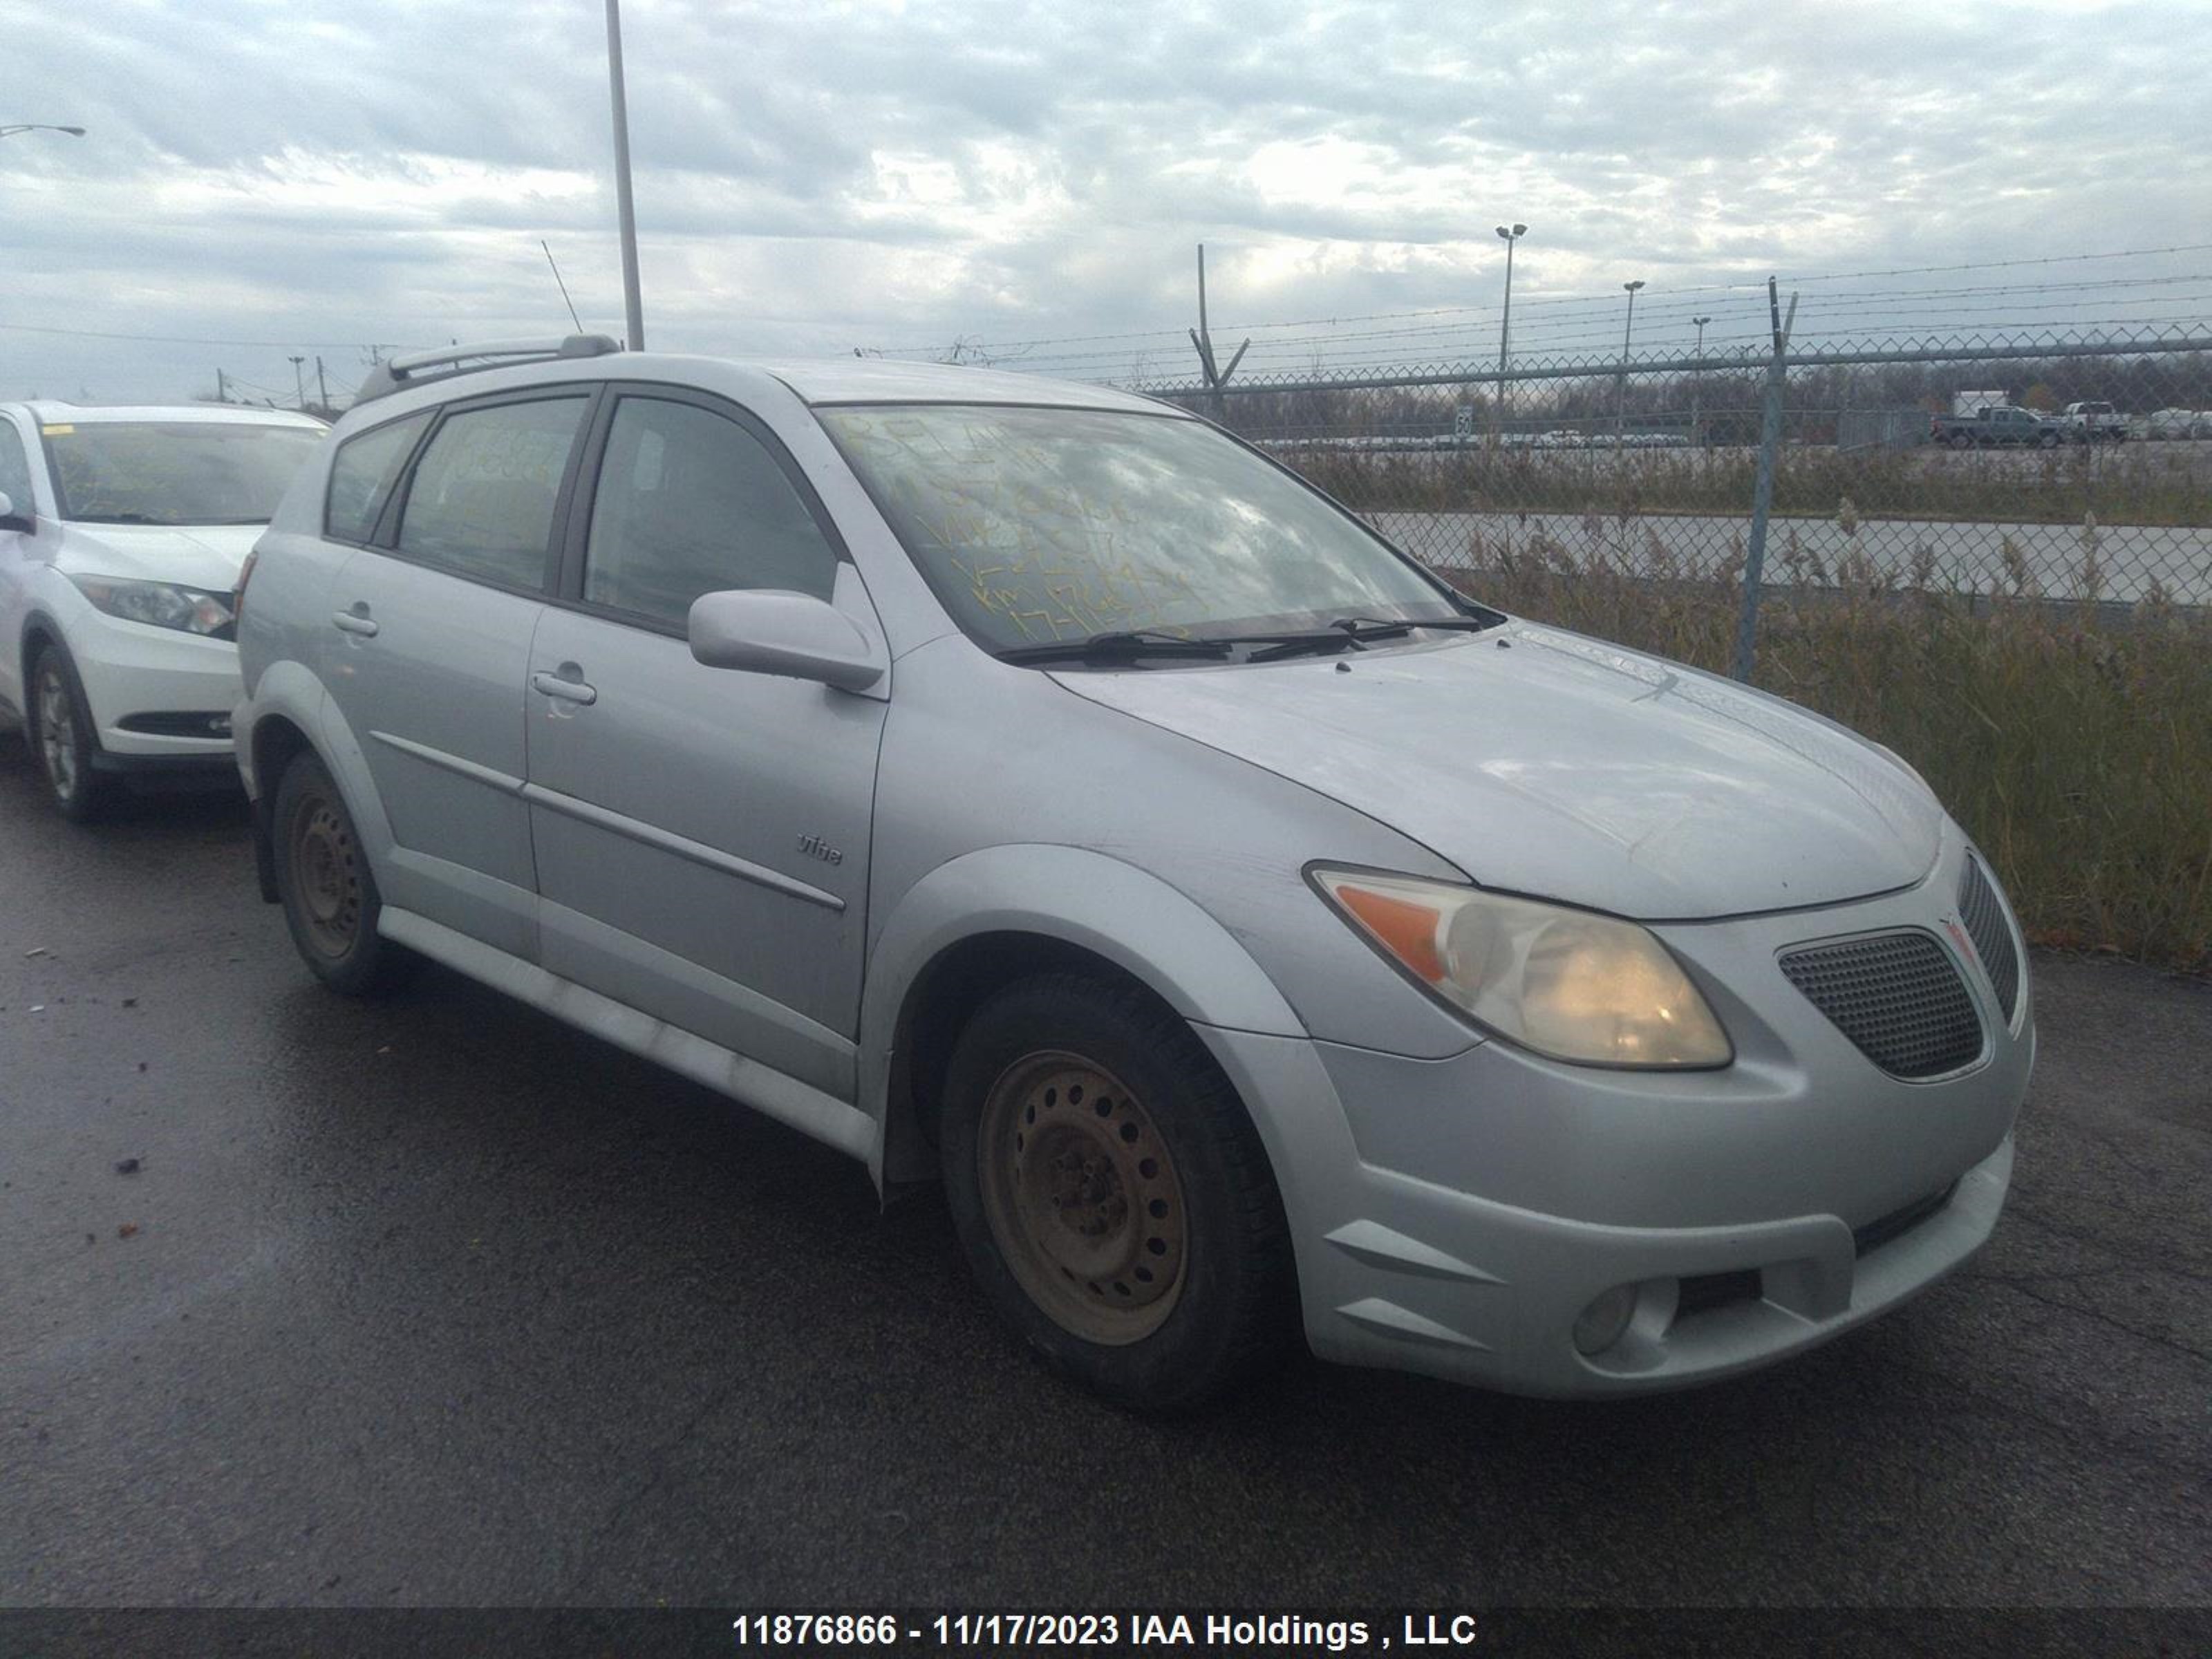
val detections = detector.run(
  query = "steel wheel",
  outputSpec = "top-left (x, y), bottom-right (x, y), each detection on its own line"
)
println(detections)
top-left (290, 791), bottom-right (364, 961)
top-left (272, 751), bottom-right (418, 996)
top-left (35, 661), bottom-right (80, 805)
top-left (975, 1049), bottom-right (1188, 1345)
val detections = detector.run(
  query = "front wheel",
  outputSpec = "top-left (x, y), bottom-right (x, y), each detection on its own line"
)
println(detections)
top-left (271, 751), bottom-right (419, 995)
top-left (940, 974), bottom-right (1295, 1412)
top-left (29, 641), bottom-right (113, 823)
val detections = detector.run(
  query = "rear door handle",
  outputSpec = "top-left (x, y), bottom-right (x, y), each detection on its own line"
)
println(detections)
top-left (531, 670), bottom-right (597, 706)
top-left (331, 608), bottom-right (379, 637)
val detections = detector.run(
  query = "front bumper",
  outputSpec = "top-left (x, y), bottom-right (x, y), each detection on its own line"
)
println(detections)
top-left (1194, 830), bottom-right (2033, 1397)
top-left (66, 610), bottom-right (243, 762)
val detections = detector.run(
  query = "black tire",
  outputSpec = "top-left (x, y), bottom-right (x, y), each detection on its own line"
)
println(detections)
top-left (2038, 430), bottom-right (2060, 449)
top-left (28, 639), bottom-right (114, 823)
top-left (940, 972), bottom-right (1295, 1412)
top-left (271, 750), bottom-right (419, 996)
top-left (1948, 431), bottom-right (1974, 451)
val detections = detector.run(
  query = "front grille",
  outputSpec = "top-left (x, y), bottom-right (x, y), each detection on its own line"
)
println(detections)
top-left (1958, 856), bottom-right (2021, 1023)
top-left (1779, 931), bottom-right (1983, 1079)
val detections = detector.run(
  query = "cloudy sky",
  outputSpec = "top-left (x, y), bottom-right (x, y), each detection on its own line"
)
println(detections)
top-left (4, 0), bottom-right (2209, 404)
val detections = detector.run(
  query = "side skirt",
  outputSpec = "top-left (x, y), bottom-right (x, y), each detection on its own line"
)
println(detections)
top-left (376, 906), bottom-right (877, 1163)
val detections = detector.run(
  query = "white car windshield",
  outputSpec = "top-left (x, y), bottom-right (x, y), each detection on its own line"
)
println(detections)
top-left (818, 404), bottom-right (1468, 651)
top-left (44, 421), bottom-right (323, 526)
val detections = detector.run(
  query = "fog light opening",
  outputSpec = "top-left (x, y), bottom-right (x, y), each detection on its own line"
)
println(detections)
top-left (1573, 1284), bottom-right (1639, 1356)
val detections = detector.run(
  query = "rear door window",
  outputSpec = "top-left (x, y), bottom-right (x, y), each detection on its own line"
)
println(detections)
top-left (324, 412), bottom-right (429, 543)
top-left (396, 397), bottom-right (589, 590)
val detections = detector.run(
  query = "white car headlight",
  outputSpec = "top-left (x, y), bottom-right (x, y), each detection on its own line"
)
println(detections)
top-left (1312, 870), bottom-right (1732, 1069)
top-left (69, 574), bottom-right (236, 637)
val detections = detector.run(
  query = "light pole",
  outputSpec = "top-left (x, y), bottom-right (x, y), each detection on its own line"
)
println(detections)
top-left (1492, 223), bottom-right (1526, 442)
top-left (1691, 315), bottom-right (1712, 447)
top-left (288, 355), bottom-right (307, 410)
top-left (604, 0), bottom-right (646, 350)
top-left (1616, 279), bottom-right (1645, 443)
top-left (0, 124), bottom-right (86, 139)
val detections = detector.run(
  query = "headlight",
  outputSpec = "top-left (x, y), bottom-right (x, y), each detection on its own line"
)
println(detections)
top-left (69, 574), bottom-right (236, 637)
top-left (1311, 870), bottom-right (1732, 1069)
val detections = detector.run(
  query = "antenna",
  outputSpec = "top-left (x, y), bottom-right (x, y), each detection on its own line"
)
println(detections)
top-left (541, 239), bottom-right (585, 335)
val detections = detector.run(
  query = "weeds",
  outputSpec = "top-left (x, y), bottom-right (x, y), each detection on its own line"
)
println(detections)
top-left (1288, 441), bottom-right (2212, 527)
top-left (1427, 538), bottom-right (2212, 974)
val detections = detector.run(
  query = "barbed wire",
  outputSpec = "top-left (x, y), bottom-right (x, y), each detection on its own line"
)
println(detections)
top-left (866, 243), bottom-right (2212, 360)
top-left (1000, 290), bottom-right (2212, 379)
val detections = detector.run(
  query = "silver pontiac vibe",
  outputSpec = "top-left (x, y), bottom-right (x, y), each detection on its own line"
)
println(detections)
top-left (234, 339), bottom-right (2032, 1410)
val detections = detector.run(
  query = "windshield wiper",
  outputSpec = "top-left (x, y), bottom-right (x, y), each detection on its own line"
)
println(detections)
top-left (995, 628), bottom-right (1236, 666)
top-left (1238, 615), bottom-right (1497, 663)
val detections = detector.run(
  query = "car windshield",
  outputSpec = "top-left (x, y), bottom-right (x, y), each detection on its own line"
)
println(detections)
top-left (816, 404), bottom-right (1467, 652)
top-left (43, 420), bottom-right (323, 526)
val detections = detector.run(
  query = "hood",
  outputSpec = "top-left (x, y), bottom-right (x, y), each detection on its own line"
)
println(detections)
top-left (53, 522), bottom-right (263, 593)
top-left (1053, 624), bottom-right (1944, 921)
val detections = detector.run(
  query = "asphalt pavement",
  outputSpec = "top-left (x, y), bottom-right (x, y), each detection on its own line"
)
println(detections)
top-left (2, 739), bottom-right (2207, 1622)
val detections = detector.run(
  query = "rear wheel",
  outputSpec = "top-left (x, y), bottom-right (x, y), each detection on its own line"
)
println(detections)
top-left (272, 751), bottom-right (418, 995)
top-left (1948, 431), bottom-right (1974, 451)
top-left (941, 973), bottom-right (1295, 1412)
top-left (29, 641), bottom-right (113, 823)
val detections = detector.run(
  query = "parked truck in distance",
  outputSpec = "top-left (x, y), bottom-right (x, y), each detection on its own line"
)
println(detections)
top-left (1929, 404), bottom-right (2061, 449)
top-left (1953, 390), bottom-right (2009, 417)
top-left (2054, 400), bottom-right (2127, 442)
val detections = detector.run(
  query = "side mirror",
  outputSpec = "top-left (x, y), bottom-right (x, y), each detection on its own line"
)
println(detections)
top-left (688, 588), bottom-right (883, 693)
top-left (0, 491), bottom-right (30, 534)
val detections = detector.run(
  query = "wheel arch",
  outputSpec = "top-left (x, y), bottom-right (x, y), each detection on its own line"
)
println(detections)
top-left (861, 845), bottom-right (1307, 1188)
top-left (19, 608), bottom-right (68, 677)
top-left (245, 711), bottom-right (318, 902)
top-left (240, 665), bottom-right (391, 903)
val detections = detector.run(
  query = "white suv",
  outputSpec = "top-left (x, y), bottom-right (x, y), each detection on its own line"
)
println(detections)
top-left (0, 402), bottom-right (326, 818)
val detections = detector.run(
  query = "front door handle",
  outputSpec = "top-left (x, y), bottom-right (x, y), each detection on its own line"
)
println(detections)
top-left (330, 606), bottom-right (379, 637)
top-left (532, 669), bottom-right (597, 706)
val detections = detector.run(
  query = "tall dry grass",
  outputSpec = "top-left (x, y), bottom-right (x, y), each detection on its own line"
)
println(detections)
top-left (1288, 439), bottom-right (2212, 527)
top-left (1427, 529), bottom-right (2212, 973)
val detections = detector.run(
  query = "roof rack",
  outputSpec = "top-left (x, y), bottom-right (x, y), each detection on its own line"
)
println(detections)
top-left (353, 334), bottom-right (621, 406)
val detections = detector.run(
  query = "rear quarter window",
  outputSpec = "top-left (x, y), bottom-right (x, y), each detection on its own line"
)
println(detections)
top-left (324, 412), bottom-right (431, 543)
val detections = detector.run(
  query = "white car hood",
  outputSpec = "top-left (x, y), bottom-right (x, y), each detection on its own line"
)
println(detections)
top-left (1053, 624), bottom-right (1944, 921)
top-left (53, 522), bottom-right (262, 593)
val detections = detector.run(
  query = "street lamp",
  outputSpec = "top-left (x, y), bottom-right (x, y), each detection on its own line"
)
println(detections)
top-left (1493, 223), bottom-right (1527, 442)
top-left (1617, 279), bottom-right (1646, 442)
top-left (1691, 315), bottom-right (1712, 447)
top-left (604, 0), bottom-right (646, 350)
top-left (0, 124), bottom-right (86, 139)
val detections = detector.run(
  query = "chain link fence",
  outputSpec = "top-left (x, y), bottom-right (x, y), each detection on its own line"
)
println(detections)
top-left (1145, 327), bottom-right (2212, 633)
top-left (1131, 324), bottom-right (2212, 970)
